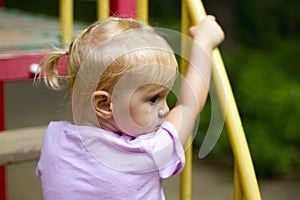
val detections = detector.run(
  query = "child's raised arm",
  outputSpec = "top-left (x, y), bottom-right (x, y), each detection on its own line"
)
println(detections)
top-left (166, 16), bottom-right (224, 146)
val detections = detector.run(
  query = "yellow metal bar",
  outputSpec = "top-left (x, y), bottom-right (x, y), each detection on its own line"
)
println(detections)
top-left (234, 162), bottom-right (244, 200)
top-left (180, 1), bottom-right (192, 200)
top-left (59, 0), bottom-right (73, 45)
top-left (97, 0), bottom-right (110, 21)
top-left (137, 0), bottom-right (149, 23)
top-left (183, 0), bottom-right (261, 199)
top-left (180, 138), bottom-right (193, 200)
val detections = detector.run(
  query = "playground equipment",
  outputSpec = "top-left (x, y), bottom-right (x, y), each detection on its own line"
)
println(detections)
top-left (0, 0), bottom-right (261, 199)
top-left (182, 1), bottom-right (261, 199)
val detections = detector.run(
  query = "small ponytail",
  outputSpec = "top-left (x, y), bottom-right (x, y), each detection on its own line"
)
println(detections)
top-left (38, 50), bottom-right (67, 90)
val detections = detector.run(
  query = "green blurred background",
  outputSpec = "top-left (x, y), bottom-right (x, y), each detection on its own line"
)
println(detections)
top-left (4, 0), bottom-right (300, 179)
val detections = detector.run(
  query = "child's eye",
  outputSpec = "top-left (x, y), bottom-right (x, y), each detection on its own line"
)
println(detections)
top-left (150, 95), bottom-right (159, 103)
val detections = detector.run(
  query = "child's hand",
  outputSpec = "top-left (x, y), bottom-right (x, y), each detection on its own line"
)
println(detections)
top-left (189, 15), bottom-right (224, 51)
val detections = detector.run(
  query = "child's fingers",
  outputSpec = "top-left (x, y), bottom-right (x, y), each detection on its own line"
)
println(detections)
top-left (206, 15), bottom-right (216, 21)
top-left (189, 26), bottom-right (196, 36)
top-left (189, 15), bottom-right (216, 36)
top-left (188, 15), bottom-right (224, 48)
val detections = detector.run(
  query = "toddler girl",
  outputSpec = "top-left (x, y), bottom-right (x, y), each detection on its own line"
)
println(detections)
top-left (36, 16), bottom-right (224, 199)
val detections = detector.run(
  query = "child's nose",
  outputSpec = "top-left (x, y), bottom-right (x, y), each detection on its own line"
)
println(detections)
top-left (158, 108), bottom-right (168, 118)
top-left (158, 103), bottom-right (169, 118)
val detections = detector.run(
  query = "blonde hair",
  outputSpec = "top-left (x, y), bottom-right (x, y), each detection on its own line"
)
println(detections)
top-left (39, 17), bottom-right (178, 101)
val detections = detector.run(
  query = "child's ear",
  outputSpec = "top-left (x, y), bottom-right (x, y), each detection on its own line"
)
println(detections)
top-left (91, 91), bottom-right (113, 119)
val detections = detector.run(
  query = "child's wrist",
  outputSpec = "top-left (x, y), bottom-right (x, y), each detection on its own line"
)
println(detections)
top-left (193, 39), bottom-right (213, 54)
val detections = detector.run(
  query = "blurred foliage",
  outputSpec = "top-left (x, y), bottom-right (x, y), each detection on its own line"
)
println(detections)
top-left (209, 0), bottom-right (299, 178)
top-left (235, 0), bottom-right (300, 48)
top-left (219, 38), bottom-right (300, 178)
top-left (5, 0), bottom-right (300, 178)
top-left (194, 37), bottom-right (300, 178)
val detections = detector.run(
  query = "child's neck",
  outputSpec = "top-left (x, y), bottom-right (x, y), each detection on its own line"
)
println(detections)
top-left (76, 118), bottom-right (121, 134)
top-left (97, 117), bottom-right (121, 133)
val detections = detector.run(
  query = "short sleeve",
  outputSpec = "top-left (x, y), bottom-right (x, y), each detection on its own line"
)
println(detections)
top-left (150, 121), bottom-right (185, 178)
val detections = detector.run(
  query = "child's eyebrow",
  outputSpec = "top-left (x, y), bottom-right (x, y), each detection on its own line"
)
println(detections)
top-left (146, 86), bottom-right (169, 96)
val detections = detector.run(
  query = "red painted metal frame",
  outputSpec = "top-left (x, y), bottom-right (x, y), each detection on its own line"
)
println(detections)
top-left (0, 81), bottom-right (4, 200)
top-left (110, 0), bottom-right (136, 18)
top-left (0, 52), bottom-right (48, 81)
top-left (0, 1), bottom-right (137, 199)
top-left (0, 51), bottom-right (68, 200)
top-left (0, 51), bottom-right (48, 200)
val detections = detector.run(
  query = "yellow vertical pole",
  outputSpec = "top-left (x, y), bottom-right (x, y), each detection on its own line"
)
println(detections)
top-left (234, 162), bottom-right (243, 200)
top-left (97, 0), bottom-right (110, 21)
top-left (183, 0), bottom-right (261, 199)
top-left (180, 1), bottom-right (192, 200)
top-left (137, 0), bottom-right (149, 22)
top-left (60, 0), bottom-right (73, 45)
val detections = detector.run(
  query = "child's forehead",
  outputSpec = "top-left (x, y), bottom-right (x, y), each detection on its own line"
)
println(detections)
top-left (113, 66), bottom-right (176, 95)
top-left (129, 64), bottom-right (176, 83)
top-left (139, 83), bottom-right (172, 93)
top-left (136, 70), bottom-right (176, 92)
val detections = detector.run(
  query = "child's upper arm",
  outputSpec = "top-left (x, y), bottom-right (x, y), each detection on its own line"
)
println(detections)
top-left (166, 104), bottom-right (198, 147)
top-left (166, 16), bottom-right (224, 147)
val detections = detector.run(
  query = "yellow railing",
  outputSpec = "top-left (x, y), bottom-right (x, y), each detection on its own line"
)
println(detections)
top-left (58, 0), bottom-right (262, 199)
top-left (137, 0), bottom-right (149, 23)
top-left (60, 0), bottom-right (73, 45)
top-left (60, 0), bottom-right (111, 45)
top-left (182, 0), bottom-right (262, 199)
top-left (180, 1), bottom-right (193, 199)
top-left (97, 0), bottom-right (110, 21)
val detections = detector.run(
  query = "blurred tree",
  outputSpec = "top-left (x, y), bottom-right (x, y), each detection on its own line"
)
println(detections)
top-left (234, 0), bottom-right (300, 48)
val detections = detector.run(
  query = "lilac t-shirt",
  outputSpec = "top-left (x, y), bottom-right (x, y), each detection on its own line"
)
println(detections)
top-left (36, 121), bottom-right (185, 200)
